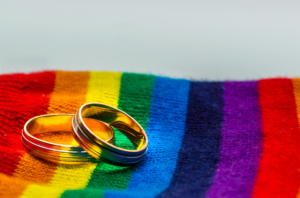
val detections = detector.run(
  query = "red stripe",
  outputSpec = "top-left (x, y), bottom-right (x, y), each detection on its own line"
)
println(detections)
top-left (0, 71), bottom-right (55, 175)
top-left (252, 78), bottom-right (300, 198)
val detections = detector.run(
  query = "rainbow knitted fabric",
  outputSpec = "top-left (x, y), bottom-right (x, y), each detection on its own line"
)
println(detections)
top-left (1, 71), bottom-right (300, 198)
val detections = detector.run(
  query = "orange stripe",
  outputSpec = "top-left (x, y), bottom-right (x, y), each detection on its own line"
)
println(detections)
top-left (45, 71), bottom-right (92, 189)
top-left (0, 173), bottom-right (30, 198)
top-left (12, 153), bottom-right (57, 184)
top-left (40, 71), bottom-right (90, 146)
top-left (13, 71), bottom-right (90, 185)
top-left (292, 78), bottom-right (300, 125)
top-left (292, 78), bottom-right (300, 198)
top-left (0, 173), bottom-right (66, 198)
top-left (47, 71), bottom-right (90, 114)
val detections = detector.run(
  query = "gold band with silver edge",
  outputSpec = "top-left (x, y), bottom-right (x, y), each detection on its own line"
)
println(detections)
top-left (22, 114), bottom-right (114, 164)
top-left (72, 103), bottom-right (148, 166)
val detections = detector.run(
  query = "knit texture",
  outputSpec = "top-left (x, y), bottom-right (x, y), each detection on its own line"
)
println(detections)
top-left (1, 71), bottom-right (300, 198)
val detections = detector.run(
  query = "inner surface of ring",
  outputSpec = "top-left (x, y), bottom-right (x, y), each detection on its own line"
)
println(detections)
top-left (26, 115), bottom-right (114, 142)
top-left (81, 105), bottom-right (146, 150)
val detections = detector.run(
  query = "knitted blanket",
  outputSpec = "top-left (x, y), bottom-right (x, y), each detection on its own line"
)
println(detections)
top-left (1, 71), bottom-right (300, 198)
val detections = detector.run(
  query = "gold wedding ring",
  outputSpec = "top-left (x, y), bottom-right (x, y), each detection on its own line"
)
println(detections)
top-left (22, 103), bottom-right (148, 166)
top-left (22, 114), bottom-right (114, 164)
top-left (72, 103), bottom-right (148, 166)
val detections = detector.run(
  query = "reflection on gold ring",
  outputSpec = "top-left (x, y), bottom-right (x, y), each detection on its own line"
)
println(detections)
top-left (72, 103), bottom-right (148, 166)
top-left (22, 114), bottom-right (114, 164)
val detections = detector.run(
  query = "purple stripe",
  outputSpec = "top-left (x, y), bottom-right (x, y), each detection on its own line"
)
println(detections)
top-left (206, 81), bottom-right (262, 198)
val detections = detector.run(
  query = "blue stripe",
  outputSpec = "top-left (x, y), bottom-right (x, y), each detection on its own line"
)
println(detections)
top-left (125, 76), bottom-right (190, 195)
top-left (104, 189), bottom-right (157, 198)
top-left (158, 82), bottom-right (224, 198)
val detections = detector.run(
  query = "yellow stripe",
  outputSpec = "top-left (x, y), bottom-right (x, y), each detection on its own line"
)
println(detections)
top-left (19, 184), bottom-right (65, 198)
top-left (86, 71), bottom-right (122, 107)
top-left (49, 71), bottom-right (122, 189)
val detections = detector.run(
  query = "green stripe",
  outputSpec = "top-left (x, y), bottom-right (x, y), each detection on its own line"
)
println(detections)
top-left (86, 73), bottom-right (156, 190)
top-left (118, 73), bottom-right (156, 129)
top-left (60, 189), bottom-right (105, 198)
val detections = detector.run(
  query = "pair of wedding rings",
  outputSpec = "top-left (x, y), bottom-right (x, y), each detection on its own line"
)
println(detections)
top-left (21, 103), bottom-right (148, 166)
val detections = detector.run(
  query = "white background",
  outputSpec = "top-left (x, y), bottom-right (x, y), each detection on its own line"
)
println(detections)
top-left (0, 1), bottom-right (299, 80)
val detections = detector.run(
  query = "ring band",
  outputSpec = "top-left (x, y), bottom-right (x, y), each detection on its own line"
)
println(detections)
top-left (22, 114), bottom-right (114, 164)
top-left (72, 103), bottom-right (148, 166)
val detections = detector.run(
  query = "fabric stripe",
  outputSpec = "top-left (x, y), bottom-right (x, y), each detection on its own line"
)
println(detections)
top-left (292, 78), bottom-right (300, 198)
top-left (88, 73), bottom-right (155, 194)
top-left (126, 77), bottom-right (190, 195)
top-left (47, 71), bottom-right (91, 189)
top-left (85, 71), bottom-right (122, 107)
top-left (159, 82), bottom-right (224, 198)
top-left (47, 71), bottom-right (90, 114)
top-left (60, 188), bottom-right (105, 198)
top-left (0, 173), bottom-right (30, 198)
top-left (0, 72), bottom-right (55, 150)
top-left (0, 72), bottom-right (55, 176)
top-left (117, 73), bottom-right (155, 130)
top-left (57, 71), bottom-right (123, 192)
top-left (10, 72), bottom-right (56, 183)
top-left (252, 78), bottom-right (300, 198)
top-left (20, 184), bottom-right (65, 198)
top-left (292, 78), bottom-right (300, 125)
top-left (206, 81), bottom-right (262, 198)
